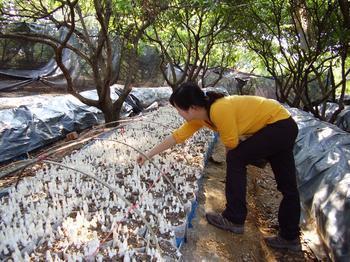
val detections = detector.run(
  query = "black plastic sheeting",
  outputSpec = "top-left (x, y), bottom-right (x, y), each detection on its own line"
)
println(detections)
top-left (323, 102), bottom-right (350, 133)
top-left (0, 23), bottom-right (121, 91)
top-left (288, 107), bottom-right (350, 261)
top-left (0, 55), bottom-right (78, 92)
top-left (336, 108), bottom-right (350, 132)
top-left (0, 93), bottom-right (102, 163)
top-left (0, 86), bottom-right (174, 163)
top-left (0, 42), bottom-right (79, 92)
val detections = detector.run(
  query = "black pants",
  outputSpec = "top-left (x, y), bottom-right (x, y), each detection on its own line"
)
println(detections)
top-left (222, 117), bottom-right (300, 240)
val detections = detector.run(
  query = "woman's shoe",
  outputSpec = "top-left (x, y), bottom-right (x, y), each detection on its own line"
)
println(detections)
top-left (264, 235), bottom-right (302, 252)
top-left (206, 212), bottom-right (244, 234)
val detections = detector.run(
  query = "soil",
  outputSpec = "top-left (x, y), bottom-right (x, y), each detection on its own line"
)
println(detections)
top-left (0, 126), bottom-right (321, 262)
top-left (0, 85), bottom-right (323, 261)
top-left (181, 141), bottom-right (319, 261)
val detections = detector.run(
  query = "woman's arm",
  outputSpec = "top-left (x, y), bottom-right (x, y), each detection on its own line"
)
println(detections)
top-left (137, 135), bottom-right (177, 164)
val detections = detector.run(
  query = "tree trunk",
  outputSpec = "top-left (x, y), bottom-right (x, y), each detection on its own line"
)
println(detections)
top-left (101, 96), bottom-right (120, 126)
top-left (291, 0), bottom-right (313, 50)
top-left (339, 0), bottom-right (350, 30)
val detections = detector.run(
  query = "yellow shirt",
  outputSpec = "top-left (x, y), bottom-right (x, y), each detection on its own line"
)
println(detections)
top-left (172, 95), bottom-right (290, 148)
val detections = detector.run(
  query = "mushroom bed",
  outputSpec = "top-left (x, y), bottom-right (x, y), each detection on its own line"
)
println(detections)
top-left (0, 106), bottom-right (212, 261)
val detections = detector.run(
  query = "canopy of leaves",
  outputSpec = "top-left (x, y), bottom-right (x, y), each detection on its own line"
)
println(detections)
top-left (145, 0), bottom-right (237, 87)
top-left (1, 0), bottom-right (349, 121)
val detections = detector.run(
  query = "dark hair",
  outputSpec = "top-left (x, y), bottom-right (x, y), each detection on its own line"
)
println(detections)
top-left (169, 81), bottom-right (225, 111)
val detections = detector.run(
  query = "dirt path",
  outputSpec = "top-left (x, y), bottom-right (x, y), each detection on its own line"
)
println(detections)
top-left (181, 141), bottom-right (317, 261)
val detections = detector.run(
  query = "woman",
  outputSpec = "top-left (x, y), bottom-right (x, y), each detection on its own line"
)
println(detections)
top-left (137, 81), bottom-right (301, 251)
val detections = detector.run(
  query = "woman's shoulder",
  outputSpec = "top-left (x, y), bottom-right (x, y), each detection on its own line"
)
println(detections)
top-left (210, 96), bottom-right (235, 120)
top-left (220, 95), bottom-right (273, 104)
top-left (211, 95), bottom-right (237, 108)
top-left (210, 95), bottom-right (264, 113)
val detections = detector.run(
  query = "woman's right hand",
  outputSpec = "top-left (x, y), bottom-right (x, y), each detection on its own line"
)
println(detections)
top-left (135, 135), bottom-right (176, 165)
top-left (136, 154), bottom-right (147, 165)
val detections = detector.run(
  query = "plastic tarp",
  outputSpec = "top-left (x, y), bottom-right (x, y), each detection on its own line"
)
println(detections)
top-left (322, 102), bottom-right (350, 133)
top-left (336, 107), bottom-right (350, 132)
top-left (0, 86), bottom-right (177, 163)
top-left (0, 23), bottom-right (121, 91)
top-left (128, 86), bottom-right (173, 108)
top-left (288, 107), bottom-right (350, 261)
top-left (0, 23), bottom-right (76, 91)
top-left (0, 91), bottom-right (103, 163)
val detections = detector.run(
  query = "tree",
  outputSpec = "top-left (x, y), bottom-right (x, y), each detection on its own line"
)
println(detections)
top-left (0, 0), bottom-right (165, 123)
top-left (233, 0), bottom-right (350, 122)
top-left (145, 0), bottom-right (236, 90)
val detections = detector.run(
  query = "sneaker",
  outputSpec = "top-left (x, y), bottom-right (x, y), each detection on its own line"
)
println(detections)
top-left (206, 212), bottom-right (244, 234)
top-left (264, 235), bottom-right (302, 252)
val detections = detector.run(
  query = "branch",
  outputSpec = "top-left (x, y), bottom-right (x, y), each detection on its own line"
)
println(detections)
top-left (1, 1), bottom-right (64, 20)
top-left (0, 32), bottom-right (93, 66)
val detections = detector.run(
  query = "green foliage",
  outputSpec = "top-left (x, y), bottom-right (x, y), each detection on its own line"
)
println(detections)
top-left (1, 0), bottom-right (348, 96)
top-left (224, 0), bottom-right (350, 121)
top-left (231, 44), bottom-right (268, 75)
top-left (236, 0), bottom-right (348, 75)
top-left (146, 0), bottom-right (236, 86)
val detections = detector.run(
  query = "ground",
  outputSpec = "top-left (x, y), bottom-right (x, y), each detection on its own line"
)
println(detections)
top-left (0, 84), bottom-right (321, 261)
top-left (0, 131), bottom-right (319, 261)
top-left (181, 140), bottom-right (318, 262)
